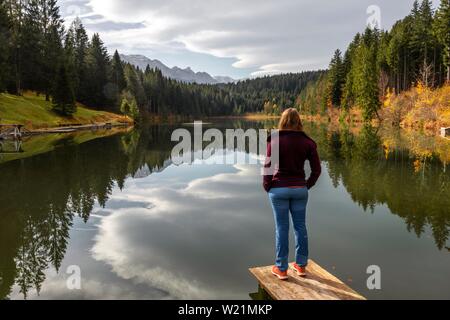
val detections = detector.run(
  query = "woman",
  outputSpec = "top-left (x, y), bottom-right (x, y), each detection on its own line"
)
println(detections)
top-left (263, 108), bottom-right (322, 280)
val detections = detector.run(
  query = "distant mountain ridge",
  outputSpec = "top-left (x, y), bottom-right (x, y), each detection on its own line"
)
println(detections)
top-left (120, 54), bottom-right (236, 84)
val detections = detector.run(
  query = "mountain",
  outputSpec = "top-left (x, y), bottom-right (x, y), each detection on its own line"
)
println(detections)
top-left (214, 76), bottom-right (236, 84)
top-left (120, 54), bottom-right (235, 84)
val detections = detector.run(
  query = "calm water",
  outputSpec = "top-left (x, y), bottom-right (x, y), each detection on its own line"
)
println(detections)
top-left (0, 120), bottom-right (449, 300)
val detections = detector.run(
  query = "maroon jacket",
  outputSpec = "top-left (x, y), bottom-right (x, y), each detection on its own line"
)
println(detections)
top-left (263, 130), bottom-right (322, 192)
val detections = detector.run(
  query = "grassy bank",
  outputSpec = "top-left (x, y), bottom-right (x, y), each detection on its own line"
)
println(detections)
top-left (0, 91), bottom-right (132, 129)
top-left (0, 126), bottom-right (132, 164)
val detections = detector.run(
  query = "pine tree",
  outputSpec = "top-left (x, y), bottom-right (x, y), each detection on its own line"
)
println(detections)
top-left (41, 0), bottom-right (64, 100)
top-left (353, 29), bottom-right (380, 121)
top-left (71, 18), bottom-right (90, 102)
top-left (21, 0), bottom-right (44, 92)
top-left (111, 50), bottom-right (126, 91)
top-left (124, 63), bottom-right (145, 107)
top-left (64, 22), bottom-right (77, 97)
top-left (7, 0), bottom-right (26, 94)
top-left (410, 0), bottom-right (435, 86)
top-left (387, 21), bottom-right (407, 92)
top-left (377, 31), bottom-right (391, 98)
top-left (434, 0), bottom-right (450, 81)
top-left (342, 34), bottom-right (361, 110)
top-left (85, 33), bottom-right (110, 108)
top-left (327, 49), bottom-right (345, 107)
top-left (52, 63), bottom-right (76, 116)
top-left (110, 50), bottom-right (127, 109)
top-left (0, 0), bottom-right (11, 91)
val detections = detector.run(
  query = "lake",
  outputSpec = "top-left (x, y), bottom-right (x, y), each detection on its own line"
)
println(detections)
top-left (0, 120), bottom-right (449, 300)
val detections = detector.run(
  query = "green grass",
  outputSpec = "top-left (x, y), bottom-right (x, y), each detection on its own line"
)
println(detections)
top-left (0, 128), bottom-right (130, 164)
top-left (0, 91), bottom-right (131, 128)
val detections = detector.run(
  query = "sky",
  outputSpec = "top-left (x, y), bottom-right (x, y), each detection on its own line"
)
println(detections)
top-left (59, 0), bottom-right (441, 79)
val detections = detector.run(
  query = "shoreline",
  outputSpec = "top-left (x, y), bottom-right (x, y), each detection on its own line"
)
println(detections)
top-left (209, 114), bottom-right (281, 121)
top-left (0, 122), bottom-right (133, 140)
top-left (5, 113), bottom-right (446, 140)
top-left (0, 92), bottom-right (135, 135)
top-left (29, 122), bottom-right (133, 135)
top-left (300, 112), bottom-right (448, 137)
top-left (208, 113), bottom-right (448, 138)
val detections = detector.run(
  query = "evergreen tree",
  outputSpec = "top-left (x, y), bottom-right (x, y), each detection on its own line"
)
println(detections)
top-left (353, 29), bottom-right (381, 121)
top-left (410, 0), bottom-right (435, 86)
top-left (7, 0), bottom-right (26, 94)
top-left (41, 0), bottom-right (64, 100)
top-left (21, 0), bottom-right (44, 92)
top-left (387, 21), bottom-right (408, 92)
top-left (52, 63), bottom-right (76, 116)
top-left (111, 50), bottom-right (126, 92)
top-left (71, 18), bottom-right (90, 102)
top-left (377, 31), bottom-right (391, 98)
top-left (434, 0), bottom-right (450, 81)
top-left (327, 49), bottom-right (345, 107)
top-left (342, 34), bottom-right (361, 110)
top-left (64, 21), bottom-right (77, 96)
top-left (124, 63), bottom-right (146, 108)
top-left (0, 0), bottom-right (11, 91)
top-left (85, 33), bottom-right (110, 108)
top-left (110, 50), bottom-right (126, 110)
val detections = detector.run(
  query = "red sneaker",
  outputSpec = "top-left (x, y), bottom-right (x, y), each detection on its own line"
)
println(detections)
top-left (292, 263), bottom-right (307, 277)
top-left (271, 266), bottom-right (289, 280)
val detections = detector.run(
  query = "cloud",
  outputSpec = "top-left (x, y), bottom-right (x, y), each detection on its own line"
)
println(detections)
top-left (61, 0), bottom-right (434, 80)
top-left (90, 159), bottom-right (274, 299)
top-left (11, 276), bottom-right (163, 300)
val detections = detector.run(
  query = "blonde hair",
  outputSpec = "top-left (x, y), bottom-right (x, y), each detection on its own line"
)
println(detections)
top-left (278, 108), bottom-right (303, 131)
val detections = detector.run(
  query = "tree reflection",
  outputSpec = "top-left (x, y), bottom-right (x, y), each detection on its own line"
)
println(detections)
top-left (307, 123), bottom-right (450, 251)
top-left (0, 127), bottom-right (174, 299)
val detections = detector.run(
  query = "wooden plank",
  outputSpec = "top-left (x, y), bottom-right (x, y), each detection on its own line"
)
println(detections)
top-left (249, 260), bottom-right (366, 301)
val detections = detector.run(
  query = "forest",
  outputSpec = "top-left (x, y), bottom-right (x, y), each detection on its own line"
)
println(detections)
top-left (299, 0), bottom-right (450, 128)
top-left (0, 0), bottom-right (448, 125)
top-left (0, 0), bottom-right (322, 120)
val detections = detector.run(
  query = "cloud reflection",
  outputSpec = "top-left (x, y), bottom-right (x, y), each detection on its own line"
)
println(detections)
top-left (91, 155), bottom-right (273, 299)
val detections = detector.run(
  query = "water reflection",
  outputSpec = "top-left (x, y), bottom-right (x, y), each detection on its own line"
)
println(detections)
top-left (91, 159), bottom-right (270, 299)
top-left (310, 124), bottom-right (450, 251)
top-left (0, 121), bottom-right (449, 300)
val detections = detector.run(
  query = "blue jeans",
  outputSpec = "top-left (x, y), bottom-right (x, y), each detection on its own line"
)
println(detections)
top-left (268, 187), bottom-right (309, 271)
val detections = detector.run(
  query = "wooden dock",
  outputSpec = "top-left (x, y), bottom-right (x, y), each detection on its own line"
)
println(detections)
top-left (249, 261), bottom-right (366, 300)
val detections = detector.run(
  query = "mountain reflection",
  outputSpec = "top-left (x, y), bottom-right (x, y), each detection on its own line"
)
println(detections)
top-left (0, 121), bottom-right (449, 299)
